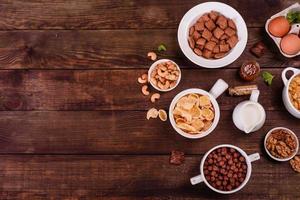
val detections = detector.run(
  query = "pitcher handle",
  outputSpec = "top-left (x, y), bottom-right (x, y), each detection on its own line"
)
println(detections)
top-left (248, 153), bottom-right (260, 162)
top-left (282, 67), bottom-right (300, 86)
top-left (190, 174), bottom-right (204, 185)
top-left (209, 79), bottom-right (229, 99)
top-left (250, 90), bottom-right (260, 102)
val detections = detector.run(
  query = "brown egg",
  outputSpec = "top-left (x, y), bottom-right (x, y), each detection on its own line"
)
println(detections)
top-left (280, 34), bottom-right (300, 55)
top-left (268, 16), bottom-right (290, 37)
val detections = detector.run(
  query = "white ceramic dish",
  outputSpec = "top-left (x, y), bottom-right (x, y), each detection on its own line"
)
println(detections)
top-left (148, 59), bottom-right (181, 92)
top-left (265, 3), bottom-right (300, 58)
top-left (169, 79), bottom-right (228, 139)
top-left (177, 2), bottom-right (248, 68)
top-left (282, 67), bottom-right (300, 118)
top-left (190, 144), bottom-right (260, 194)
top-left (264, 127), bottom-right (299, 162)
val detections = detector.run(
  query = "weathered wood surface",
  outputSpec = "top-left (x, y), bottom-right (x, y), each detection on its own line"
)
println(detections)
top-left (0, 69), bottom-right (291, 111)
top-left (0, 29), bottom-right (298, 69)
top-left (0, 155), bottom-right (298, 200)
top-left (0, 110), bottom-right (298, 154)
top-left (0, 0), bottom-right (293, 30)
top-left (0, 0), bottom-right (299, 199)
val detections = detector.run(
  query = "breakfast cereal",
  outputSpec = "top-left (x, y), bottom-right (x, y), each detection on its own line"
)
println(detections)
top-left (188, 11), bottom-right (239, 59)
top-left (173, 93), bottom-right (214, 134)
top-left (288, 75), bottom-right (300, 111)
top-left (204, 147), bottom-right (247, 191)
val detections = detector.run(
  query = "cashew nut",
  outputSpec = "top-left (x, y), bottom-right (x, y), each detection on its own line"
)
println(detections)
top-left (158, 76), bottom-right (166, 83)
top-left (170, 81), bottom-right (177, 88)
top-left (151, 93), bottom-right (160, 103)
top-left (157, 80), bottom-right (170, 90)
top-left (162, 81), bottom-right (170, 90)
top-left (141, 73), bottom-right (148, 80)
top-left (138, 77), bottom-right (147, 84)
top-left (158, 109), bottom-right (168, 121)
top-left (146, 108), bottom-right (158, 120)
top-left (165, 74), bottom-right (177, 81)
top-left (158, 64), bottom-right (167, 71)
top-left (157, 68), bottom-right (168, 78)
top-left (137, 73), bottom-right (148, 84)
top-left (141, 85), bottom-right (150, 96)
top-left (147, 52), bottom-right (157, 61)
top-left (150, 77), bottom-right (157, 85)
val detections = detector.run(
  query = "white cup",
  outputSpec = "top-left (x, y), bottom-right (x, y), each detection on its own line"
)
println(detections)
top-left (232, 90), bottom-right (266, 133)
top-left (169, 79), bottom-right (228, 139)
top-left (190, 144), bottom-right (260, 194)
top-left (281, 67), bottom-right (300, 118)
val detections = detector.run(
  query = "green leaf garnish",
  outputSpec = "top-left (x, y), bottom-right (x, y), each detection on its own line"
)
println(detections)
top-left (286, 11), bottom-right (300, 23)
top-left (158, 44), bottom-right (167, 52)
top-left (262, 71), bottom-right (274, 86)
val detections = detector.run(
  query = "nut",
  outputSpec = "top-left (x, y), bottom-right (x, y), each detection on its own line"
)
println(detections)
top-left (266, 129), bottom-right (297, 159)
top-left (147, 52), bottom-right (157, 61)
top-left (290, 156), bottom-right (300, 173)
top-left (137, 73), bottom-right (148, 84)
top-left (149, 61), bottom-right (180, 91)
top-left (151, 93), bottom-right (160, 103)
top-left (158, 109), bottom-right (167, 121)
top-left (141, 85), bottom-right (150, 96)
top-left (146, 108), bottom-right (158, 120)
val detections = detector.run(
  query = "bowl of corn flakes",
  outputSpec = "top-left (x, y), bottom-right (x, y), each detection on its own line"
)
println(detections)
top-left (169, 79), bottom-right (228, 139)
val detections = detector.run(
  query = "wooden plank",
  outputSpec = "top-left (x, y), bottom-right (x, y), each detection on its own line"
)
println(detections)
top-left (0, 68), bottom-right (292, 111)
top-left (0, 155), bottom-right (298, 199)
top-left (0, 110), bottom-right (298, 154)
top-left (0, 29), bottom-right (298, 69)
top-left (0, 0), bottom-right (295, 30)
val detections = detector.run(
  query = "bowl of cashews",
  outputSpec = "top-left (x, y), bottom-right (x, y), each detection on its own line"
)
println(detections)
top-left (148, 59), bottom-right (182, 92)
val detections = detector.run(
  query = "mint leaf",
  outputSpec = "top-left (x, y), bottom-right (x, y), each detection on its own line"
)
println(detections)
top-left (158, 44), bottom-right (167, 52)
top-left (262, 71), bottom-right (274, 86)
top-left (286, 11), bottom-right (300, 23)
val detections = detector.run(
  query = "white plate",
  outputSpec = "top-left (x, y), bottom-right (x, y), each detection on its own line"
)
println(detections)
top-left (178, 2), bottom-right (248, 68)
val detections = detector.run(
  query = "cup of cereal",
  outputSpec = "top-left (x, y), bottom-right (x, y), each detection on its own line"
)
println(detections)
top-left (282, 67), bottom-right (300, 118)
top-left (169, 79), bottom-right (228, 139)
top-left (264, 127), bottom-right (299, 162)
top-left (190, 144), bottom-right (260, 194)
top-left (148, 59), bottom-right (181, 92)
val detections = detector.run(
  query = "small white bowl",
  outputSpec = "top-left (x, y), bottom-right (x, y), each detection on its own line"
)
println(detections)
top-left (190, 144), bottom-right (260, 194)
top-left (148, 59), bottom-right (181, 92)
top-left (264, 127), bottom-right (299, 162)
top-left (177, 2), bottom-right (248, 68)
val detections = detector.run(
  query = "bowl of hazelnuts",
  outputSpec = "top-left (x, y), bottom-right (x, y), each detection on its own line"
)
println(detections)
top-left (190, 144), bottom-right (260, 194)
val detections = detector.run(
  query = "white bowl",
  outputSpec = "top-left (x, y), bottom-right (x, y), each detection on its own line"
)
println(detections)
top-left (264, 127), bottom-right (299, 162)
top-left (177, 2), bottom-right (248, 68)
top-left (148, 59), bottom-right (181, 92)
top-left (190, 144), bottom-right (260, 194)
top-left (282, 67), bottom-right (300, 118)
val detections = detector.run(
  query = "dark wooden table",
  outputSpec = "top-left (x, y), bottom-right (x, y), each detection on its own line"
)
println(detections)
top-left (0, 0), bottom-right (299, 199)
